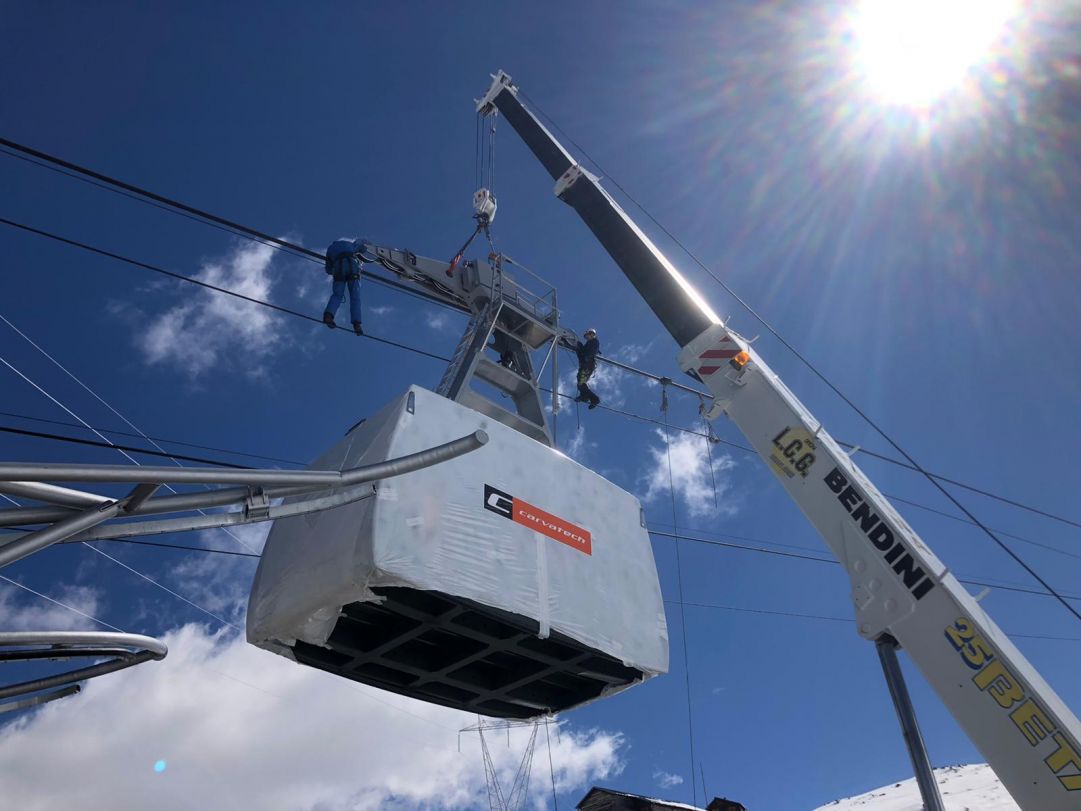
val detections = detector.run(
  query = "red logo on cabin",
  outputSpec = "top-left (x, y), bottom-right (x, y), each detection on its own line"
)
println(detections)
top-left (483, 484), bottom-right (592, 555)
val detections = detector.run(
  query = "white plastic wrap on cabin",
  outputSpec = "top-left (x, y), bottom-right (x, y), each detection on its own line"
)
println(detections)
top-left (247, 386), bottom-right (669, 681)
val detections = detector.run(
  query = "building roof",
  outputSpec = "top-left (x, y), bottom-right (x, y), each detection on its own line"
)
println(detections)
top-left (576, 786), bottom-right (746, 811)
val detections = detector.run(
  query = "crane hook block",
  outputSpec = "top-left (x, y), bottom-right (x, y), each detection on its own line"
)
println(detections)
top-left (473, 187), bottom-right (497, 225)
top-left (248, 386), bottom-right (668, 719)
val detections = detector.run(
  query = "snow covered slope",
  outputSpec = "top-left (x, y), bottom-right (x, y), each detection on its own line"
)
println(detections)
top-left (812, 764), bottom-right (1019, 810)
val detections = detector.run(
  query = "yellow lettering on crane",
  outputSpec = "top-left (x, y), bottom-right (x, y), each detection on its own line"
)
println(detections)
top-left (1045, 733), bottom-right (1081, 791)
top-left (972, 659), bottom-right (1024, 710)
top-left (948, 616), bottom-right (1081, 792)
top-left (977, 661), bottom-right (1024, 709)
top-left (1011, 699), bottom-right (1056, 747)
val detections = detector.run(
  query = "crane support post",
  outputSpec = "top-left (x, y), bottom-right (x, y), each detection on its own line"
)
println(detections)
top-left (486, 71), bottom-right (1081, 809)
top-left (479, 72), bottom-right (722, 347)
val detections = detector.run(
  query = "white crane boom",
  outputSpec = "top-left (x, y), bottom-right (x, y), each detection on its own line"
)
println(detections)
top-left (477, 70), bottom-right (1081, 809)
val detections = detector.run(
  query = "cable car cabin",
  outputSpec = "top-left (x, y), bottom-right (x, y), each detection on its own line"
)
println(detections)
top-left (248, 386), bottom-right (668, 718)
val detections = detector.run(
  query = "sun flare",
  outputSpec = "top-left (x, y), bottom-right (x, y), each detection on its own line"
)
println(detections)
top-left (851, 0), bottom-right (1019, 108)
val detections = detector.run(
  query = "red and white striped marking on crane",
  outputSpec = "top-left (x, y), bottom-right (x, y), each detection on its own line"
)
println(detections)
top-left (696, 335), bottom-right (742, 377)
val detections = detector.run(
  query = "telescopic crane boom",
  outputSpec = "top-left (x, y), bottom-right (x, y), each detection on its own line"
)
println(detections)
top-left (477, 70), bottom-right (1081, 810)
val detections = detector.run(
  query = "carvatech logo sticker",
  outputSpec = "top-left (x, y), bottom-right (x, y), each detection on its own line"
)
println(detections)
top-left (484, 484), bottom-right (592, 555)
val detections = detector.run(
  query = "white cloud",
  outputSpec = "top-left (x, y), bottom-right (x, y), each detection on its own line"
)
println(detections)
top-left (641, 428), bottom-right (738, 518)
top-left (564, 426), bottom-right (589, 460)
top-left (158, 523), bottom-right (270, 625)
top-left (0, 582), bottom-right (103, 631)
top-left (426, 311), bottom-right (458, 333)
top-left (294, 273), bottom-right (327, 309)
top-left (137, 241), bottom-right (282, 378)
top-left (369, 305), bottom-right (395, 317)
top-left (204, 522), bottom-right (271, 556)
top-left (0, 623), bottom-right (624, 810)
top-left (616, 341), bottom-right (654, 365)
top-left (653, 769), bottom-right (685, 789)
top-left (165, 553), bottom-right (253, 626)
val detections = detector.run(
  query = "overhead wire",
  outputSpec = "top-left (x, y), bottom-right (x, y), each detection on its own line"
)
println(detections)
top-left (0, 410), bottom-right (304, 467)
top-left (13, 521), bottom-right (1069, 606)
top-left (555, 343), bottom-right (1081, 535)
top-left (699, 399), bottom-right (721, 511)
top-left (81, 543), bottom-right (240, 631)
top-left (0, 146), bottom-right (314, 261)
top-left (885, 494), bottom-right (1081, 564)
top-left (4, 457), bottom-right (1069, 606)
top-left (515, 90), bottom-right (1081, 627)
top-left (0, 348), bottom-right (266, 631)
top-left (0, 468), bottom-right (459, 743)
top-left (661, 381), bottom-right (698, 807)
top-left (0, 216), bottom-right (1076, 566)
top-left (0, 139), bottom-right (471, 317)
top-left (0, 221), bottom-right (1075, 569)
top-left (0, 545), bottom-right (461, 749)
top-left (544, 382), bottom-right (1081, 563)
top-left (0, 313), bottom-right (260, 554)
top-left (85, 538), bottom-right (261, 558)
top-left (544, 718), bottom-right (559, 811)
top-left (0, 216), bottom-right (453, 365)
top-left (5, 141), bottom-right (1081, 632)
top-left (667, 598), bottom-right (1081, 643)
top-left (649, 508), bottom-right (1081, 569)
top-left (475, 113), bottom-right (482, 191)
top-left (14, 525), bottom-right (1074, 644)
top-left (648, 528), bottom-right (1081, 602)
top-left (1, 447), bottom-right (364, 743)
top-left (0, 353), bottom-right (186, 480)
top-left (0, 138), bottom-right (324, 264)
top-left (2, 140), bottom-right (1078, 535)
top-left (6, 354), bottom-right (1063, 570)
top-left (0, 572), bottom-right (125, 633)
top-left (0, 423), bottom-right (249, 468)
top-left (0, 316), bottom-right (475, 738)
top-left (0, 311), bottom-right (297, 473)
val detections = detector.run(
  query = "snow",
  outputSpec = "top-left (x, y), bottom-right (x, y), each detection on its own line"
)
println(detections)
top-left (812, 764), bottom-right (1019, 810)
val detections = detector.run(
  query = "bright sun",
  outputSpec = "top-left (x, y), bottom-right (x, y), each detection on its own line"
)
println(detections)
top-left (851, 0), bottom-right (1018, 108)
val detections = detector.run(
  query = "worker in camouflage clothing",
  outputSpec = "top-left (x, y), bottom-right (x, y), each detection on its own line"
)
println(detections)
top-left (572, 328), bottom-right (601, 409)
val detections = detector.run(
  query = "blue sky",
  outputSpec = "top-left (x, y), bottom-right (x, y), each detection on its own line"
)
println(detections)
top-left (1, 2), bottom-right (1080, 809)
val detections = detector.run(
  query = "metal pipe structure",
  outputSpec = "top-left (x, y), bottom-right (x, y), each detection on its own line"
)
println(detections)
top-left (0, 481), bottom-right (324, 528)
top-left (0, 500), bottom-right (124, 568)
top-left (0, 631), bottom-right (168, 712)
top-left (0, 431), bottom-right (489, 566)
top-left (61, 480), bottom-right (377, 542)
top-left (0, 430), bottom-right (487, 487)
top-left (0, 480), bottom-right (111, 508)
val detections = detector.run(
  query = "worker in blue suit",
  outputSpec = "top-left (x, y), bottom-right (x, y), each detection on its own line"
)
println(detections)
top-left (323, 238), bottom-right (367, 336)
